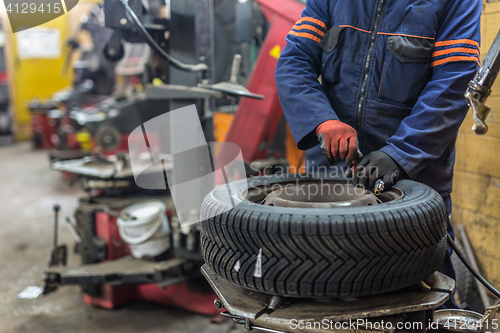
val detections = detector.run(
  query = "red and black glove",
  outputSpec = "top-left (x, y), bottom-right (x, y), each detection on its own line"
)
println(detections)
top-left (316, 120), bottom-right (358, 161)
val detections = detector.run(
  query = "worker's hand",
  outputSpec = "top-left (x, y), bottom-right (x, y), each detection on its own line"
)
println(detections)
top-left (352, 151), bottom-right (404, 192)
top-left (316, 120), bottom-right (358, 161)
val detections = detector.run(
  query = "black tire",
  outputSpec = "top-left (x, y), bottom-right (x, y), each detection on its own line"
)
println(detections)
top-left (200, 173), bottom-right (448, 297)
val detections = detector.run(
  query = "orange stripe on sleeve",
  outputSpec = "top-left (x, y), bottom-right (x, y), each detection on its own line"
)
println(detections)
top-left (434, 39), bottom-right (480, 50)
top-left (432, 47), bottom-right (480, 58)
top-left (296, 17), bottom-right (328, 31)
top-left (431, 56), bottom-right (480, 67)
top-left (288, 31), bottom-right (322, 43)
top-left (292, 24), bottom-right (326, 37)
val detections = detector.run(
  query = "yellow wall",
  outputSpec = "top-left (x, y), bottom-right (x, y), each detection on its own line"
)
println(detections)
top-left (3, 18), bottom-right (72, 140)
top-left (451, 0), bottom-right (500, 290)
top-left (0, 0), bottom-right (101, 140)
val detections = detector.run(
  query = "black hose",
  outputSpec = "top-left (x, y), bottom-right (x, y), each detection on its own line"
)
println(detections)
top-left (447, 233), bottom-right (500, 299)
top-left (119, 0), bottom-right (208, 73)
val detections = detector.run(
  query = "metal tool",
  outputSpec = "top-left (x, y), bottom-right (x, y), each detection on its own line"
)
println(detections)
top-left (317, 133), bottom-right (363, 167)
top-left (465, 29), bottom-right (500, 134)
top-left (198, 54), bottom-right (264, 99)
top-left (48, 204), bottom-right (67, 267)
top-left (373, 179), bottom-right (385, 196)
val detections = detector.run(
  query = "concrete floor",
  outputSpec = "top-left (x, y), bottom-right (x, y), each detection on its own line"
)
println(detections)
top-left (0, 142), bottom-right (238, 333)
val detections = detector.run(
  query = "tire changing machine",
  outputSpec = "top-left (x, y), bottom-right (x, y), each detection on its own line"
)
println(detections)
top-left (203, 265), bottom-right (466, 333)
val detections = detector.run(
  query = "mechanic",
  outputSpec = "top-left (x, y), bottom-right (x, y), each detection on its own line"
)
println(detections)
top-left (276, 0), bottom-right (481, 308)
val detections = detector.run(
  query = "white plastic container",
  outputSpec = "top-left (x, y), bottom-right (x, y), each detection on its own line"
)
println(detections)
top-left (117, 200), bottom-right (171, 258)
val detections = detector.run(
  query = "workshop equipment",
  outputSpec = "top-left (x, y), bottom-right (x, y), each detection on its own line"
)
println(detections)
top-left (43, 194), bottom-right (218, 315)
top-left (29, 100), bottom-right (58, 150)
top-left (199, 55), bottom-right (264, 100)
top-left (465, 29), bottom-right (500, 135)
top-left (44, 96), bottom-right (216, 312)
top-left (28, 6), bottom-right (124, 160)
top-left (44, 57), bottom-right (261, 316)
top-left (222, 0), bottom-right (305, 163)
top-left (204, 265), bottom-right (455, 333)
top-left (29, 90), bottom-right (116, 162)
top-left (48, 204), bottom-right (67, 267)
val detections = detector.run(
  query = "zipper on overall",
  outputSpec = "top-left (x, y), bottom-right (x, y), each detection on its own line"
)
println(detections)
top-left (356, 0), bottom-right (386, 132)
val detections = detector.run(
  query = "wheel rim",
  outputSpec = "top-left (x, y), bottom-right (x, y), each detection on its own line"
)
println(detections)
top-left (243, 179), bottom-right (404, 208)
